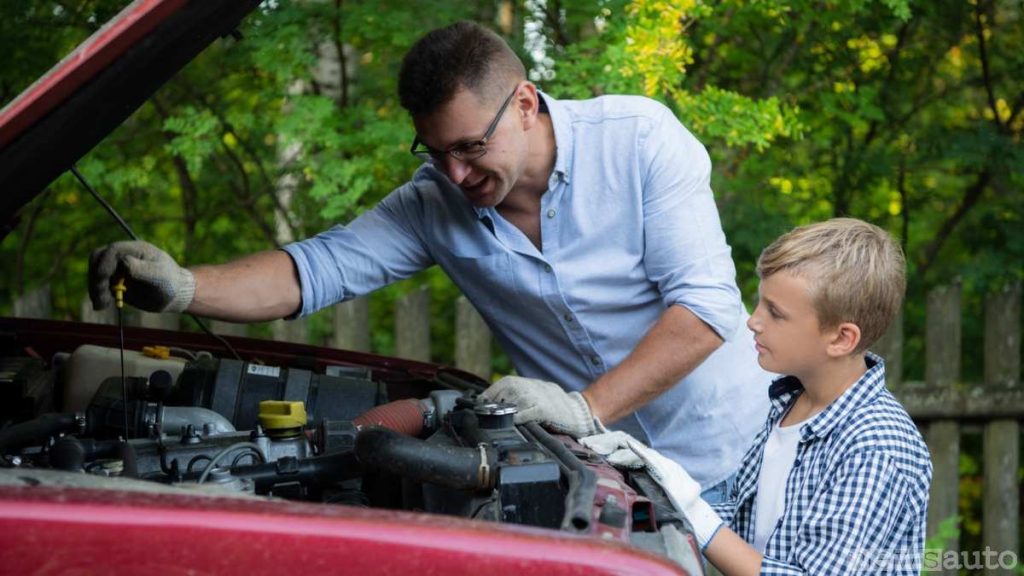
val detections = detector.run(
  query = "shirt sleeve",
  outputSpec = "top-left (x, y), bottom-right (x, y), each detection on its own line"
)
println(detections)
top-left (282, 182), bottom-right (435, 317)
top-left (759, 449), bottom-right (914, 576)
top-left (638, 103), bottom-right (741, 340)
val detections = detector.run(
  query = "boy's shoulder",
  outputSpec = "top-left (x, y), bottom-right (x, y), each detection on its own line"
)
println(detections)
top-left (828, 387), bottom-right (931, 478)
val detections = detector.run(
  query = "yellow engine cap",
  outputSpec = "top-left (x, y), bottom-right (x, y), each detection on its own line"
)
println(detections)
top-left (258, 400), bottom-right (307, 431)
top-left (141, 345), bottom-right (171, 359)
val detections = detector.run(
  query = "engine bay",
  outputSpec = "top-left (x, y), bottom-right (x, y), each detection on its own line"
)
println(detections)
top-left (0, 322), bottom-right (702, 573)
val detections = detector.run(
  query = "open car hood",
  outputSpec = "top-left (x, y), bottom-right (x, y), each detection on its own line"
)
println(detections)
top-left (0, 0), bottom-right (261, 233)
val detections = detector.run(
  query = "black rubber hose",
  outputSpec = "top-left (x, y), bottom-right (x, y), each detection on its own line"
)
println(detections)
top-left (229, 451), bottom-right (362, 488)
top-left (0, 413), bottom-right (78, 452)
top-left (355, 426), bottom-right (496, 491)
top-left (522, 422), bottom-right (596, 533)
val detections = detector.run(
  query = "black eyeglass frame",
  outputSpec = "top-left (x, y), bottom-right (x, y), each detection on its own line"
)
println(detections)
top-left (409, 86), bottom-right (519, 163)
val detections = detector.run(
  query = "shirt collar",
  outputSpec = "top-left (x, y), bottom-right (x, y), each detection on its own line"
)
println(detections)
top-left (767, 352), bottom-right (888, 442)
top-left (473, 90), bottom-right (571, 221)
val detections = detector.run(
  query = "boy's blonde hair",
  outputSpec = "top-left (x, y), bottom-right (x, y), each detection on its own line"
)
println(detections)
top-left (757, 218), bottom-right (905, 352)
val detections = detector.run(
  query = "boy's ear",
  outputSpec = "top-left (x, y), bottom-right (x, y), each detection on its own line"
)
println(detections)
top-left (826, 322), bottom-right (862, 357)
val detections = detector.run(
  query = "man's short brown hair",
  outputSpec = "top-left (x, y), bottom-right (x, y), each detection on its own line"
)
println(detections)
top-left (398, 21), bottom-right (526, 117)
top-left (756, 218), bottom-right (906, 352)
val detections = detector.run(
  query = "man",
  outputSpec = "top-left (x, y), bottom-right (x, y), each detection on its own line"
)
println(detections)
top-left (89, 21), bottom-right (769, 500)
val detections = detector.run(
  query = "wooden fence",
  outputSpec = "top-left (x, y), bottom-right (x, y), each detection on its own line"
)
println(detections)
top-left (12, 282), bottom-right (1024, 572)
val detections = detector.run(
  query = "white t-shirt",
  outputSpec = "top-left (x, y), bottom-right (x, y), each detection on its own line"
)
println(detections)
top-left (752, 418), bottom-right (803, 553)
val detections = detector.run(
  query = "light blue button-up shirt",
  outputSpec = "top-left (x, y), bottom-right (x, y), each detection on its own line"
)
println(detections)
top-left (283, 93), bottom-right (771, 486)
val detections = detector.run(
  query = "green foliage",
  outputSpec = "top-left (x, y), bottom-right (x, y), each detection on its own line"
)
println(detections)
top-left (1, 0), bottom-right (1020, 387)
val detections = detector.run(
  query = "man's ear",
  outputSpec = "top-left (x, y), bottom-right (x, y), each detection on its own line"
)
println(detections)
top-left (518, 81), bottom-right (539, 130)
top-left (826, 322), bottom-right (862, 357)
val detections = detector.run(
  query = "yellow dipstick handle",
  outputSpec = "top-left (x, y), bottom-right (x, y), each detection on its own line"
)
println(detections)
top-left (113, 278), bottom-right (127, 310)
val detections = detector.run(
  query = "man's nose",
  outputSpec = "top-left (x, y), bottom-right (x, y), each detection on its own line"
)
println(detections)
top-left (441, 155), bottom-right (473, 185)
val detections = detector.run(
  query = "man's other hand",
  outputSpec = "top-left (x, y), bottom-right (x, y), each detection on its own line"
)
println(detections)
top-left (89, 241), bottom-right (195, 313)
top-left (479, 376), bottom-right (602, 438)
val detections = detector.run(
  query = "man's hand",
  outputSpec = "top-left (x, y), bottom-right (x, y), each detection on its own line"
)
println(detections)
top-left (581, 430), bottom-right (724, 549)
top-left (89, 241), bottom-right (195, 313)
top-left (479, 376), bottom-right (602, 437)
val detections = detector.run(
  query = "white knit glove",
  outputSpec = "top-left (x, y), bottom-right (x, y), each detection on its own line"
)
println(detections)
top-left (89, 241), bottom-right (196, 313)
top-left (479, 376), bottom-right (603, 438)
top-left (580, 430), bottom-right (724, 549)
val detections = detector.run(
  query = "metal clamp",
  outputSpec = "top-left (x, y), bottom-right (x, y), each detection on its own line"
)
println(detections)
top-left (477, 443), bottom-right (491, 488)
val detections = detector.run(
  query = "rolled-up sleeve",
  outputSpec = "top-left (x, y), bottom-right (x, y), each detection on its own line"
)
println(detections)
top-left (282, 184), bottom-right (435, 317)
top-left (638, 104), bottom-right (741, 340)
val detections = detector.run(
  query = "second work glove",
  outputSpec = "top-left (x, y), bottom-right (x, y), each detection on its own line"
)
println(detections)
top-left (479, 376), bottom-right (603, 438)
top-left (89, 241), bottom-right (196, 313)
top-left (580, 430), bottom-right (724, 549)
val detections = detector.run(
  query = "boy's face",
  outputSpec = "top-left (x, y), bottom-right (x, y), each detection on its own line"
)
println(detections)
top-left (747, 270), bottom-right (834, 379)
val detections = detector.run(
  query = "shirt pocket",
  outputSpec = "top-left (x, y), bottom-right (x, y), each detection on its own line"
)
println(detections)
top-left (446, 252), bottom-right (521, 315)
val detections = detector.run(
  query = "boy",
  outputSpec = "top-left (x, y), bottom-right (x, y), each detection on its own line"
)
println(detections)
top-left (584, 218), bottom-right (932, 575)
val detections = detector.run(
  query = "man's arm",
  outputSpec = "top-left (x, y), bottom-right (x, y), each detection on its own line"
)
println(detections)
top-left (581, 304), bottom-right (722, 424)
top-left (187, 250), bottom-right (301, 322)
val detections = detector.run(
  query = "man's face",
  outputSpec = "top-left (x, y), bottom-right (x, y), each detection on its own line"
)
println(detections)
top-left (412, 85), bottom-right (526, 208)
top-left (747, 270), bottom-right (834, 380)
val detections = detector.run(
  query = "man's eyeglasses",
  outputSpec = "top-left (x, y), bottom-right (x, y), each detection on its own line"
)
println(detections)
top-left (410, 86), bottom-right (518, 163)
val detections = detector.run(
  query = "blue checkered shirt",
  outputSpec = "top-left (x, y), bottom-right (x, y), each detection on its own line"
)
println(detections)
top-left (710, 353), bottom-right (932, 575)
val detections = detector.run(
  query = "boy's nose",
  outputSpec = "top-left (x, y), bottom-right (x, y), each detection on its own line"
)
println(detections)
top-left (746, 313), bottom-right (761, 334)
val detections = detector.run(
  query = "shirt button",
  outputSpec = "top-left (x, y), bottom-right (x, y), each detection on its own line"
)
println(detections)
top-left (544, 264), bottom-right (552, 273)
top-left (547, 209), bottom-right (556, 219)
top-left (563, 313), bottom-right (573, 322)
top-left (590, 356), bottom-right (601, 366)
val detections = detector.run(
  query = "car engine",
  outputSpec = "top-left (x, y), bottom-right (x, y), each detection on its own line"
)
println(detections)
top-left (0, 339), bottom-right (702, 573)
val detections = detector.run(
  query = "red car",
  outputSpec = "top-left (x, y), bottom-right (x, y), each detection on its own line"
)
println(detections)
top-left (0, 2), bottom-right (702, 574)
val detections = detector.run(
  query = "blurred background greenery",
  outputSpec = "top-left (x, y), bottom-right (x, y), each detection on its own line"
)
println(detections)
top-left (1, 0), bottom-right (1022, 568)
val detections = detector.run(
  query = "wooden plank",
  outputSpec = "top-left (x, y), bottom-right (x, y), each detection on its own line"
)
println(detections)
top-left (983, 420), bottom-right (1018, 575)
top-left (395, 286), bottom-right (430, 362)
top-left (984, 283), bottom-right (1021, 389)
top-left (896, 386), bottom-right (1024, 419)
top-left (272, 317), bottom-right (308, 344)
top-left (872, 305), bottom-right (904, 390)
top-left (80, 295), bottom-right (115, 325)
top-left (209, 320), bottom-right (248, 337)
top-left (455, 296), bottom-right (492, 380)
top-left (135, 311), bottom-right (181, 331)
top-left (925, 421), bottom-right (960, 575)
top-left (924, 285), bottom-right (960, 574)
top-left (982, 284), bottom-right (1020, 574)
top-left (925, 284), bottom-right (961, 389)
top-left (12, 285), bottom-right (51, 319)
top-left (332, 296), bottom-right (370, 352)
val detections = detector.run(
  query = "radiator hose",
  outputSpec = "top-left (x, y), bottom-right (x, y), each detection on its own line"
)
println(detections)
top-left (0, 413), bottom-right (80, 452)
top-left (355, 426), bottom-right (496, 491)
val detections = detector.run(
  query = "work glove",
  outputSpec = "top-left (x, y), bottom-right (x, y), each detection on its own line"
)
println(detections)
top-left (479, 376), bottom-right (603, 438)
top-left (89, 240), bottom-right (196, 313)
top-left (580, 430), bottom-right (724, 549)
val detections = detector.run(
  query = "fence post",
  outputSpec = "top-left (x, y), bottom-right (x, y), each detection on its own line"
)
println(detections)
top-left (209, 320), bottom-right (249, 337)
top-left (395, 286), bottom-right (430, 362)
top-left (873, 305), bottom-right (904, 390)
top-left (272, 317), bottom-right (308, 344)
top-left (12, 285), bottom-right (51, 319)
top-left (332, 296), bottom-right (371, 352)
top-left (80, 296), bottom-right (115, 325)
top-left (455, 296), bottom-right (491, 380)
top-left (924, 284), bottom-right (961, 573)
top-left (135, 312), bottom-right (181, 331)
top-left (982, 283), bottom-right (1020, 575)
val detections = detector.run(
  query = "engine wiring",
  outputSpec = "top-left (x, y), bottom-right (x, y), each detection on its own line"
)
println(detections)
top-left (196, 441), bottom-right (266, 484)
top-left (70, 165), bottom-right (242, 362)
